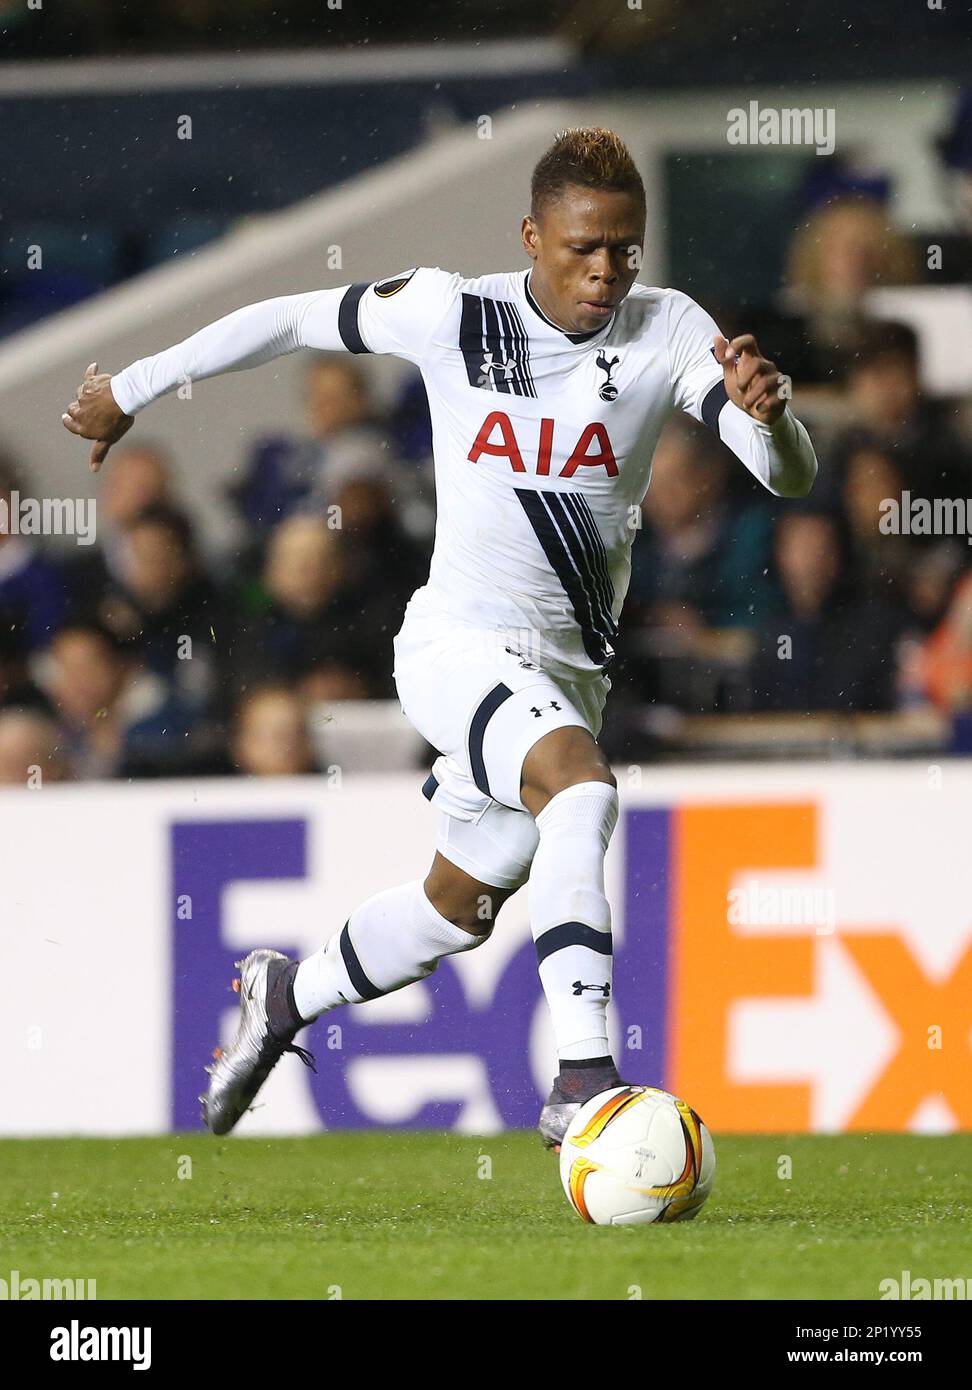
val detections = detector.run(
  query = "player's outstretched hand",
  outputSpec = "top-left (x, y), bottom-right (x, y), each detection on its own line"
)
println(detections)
top-left (61, 362), bottom-right (134, 471)
top-left (713, 334), bottom-right (787, 426)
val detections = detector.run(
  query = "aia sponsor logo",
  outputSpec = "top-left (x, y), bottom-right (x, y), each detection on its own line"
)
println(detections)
top-left (468, 411), bottom-right (618, 477)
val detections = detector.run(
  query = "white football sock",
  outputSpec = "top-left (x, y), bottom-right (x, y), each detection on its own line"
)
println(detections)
top-left (529, 781), bottom-right (620, 1061)
top-left (293, 878), bottom-right (487, 1020)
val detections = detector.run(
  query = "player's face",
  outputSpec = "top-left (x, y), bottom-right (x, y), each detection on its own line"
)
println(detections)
top-left (522, 186), bottom-right (645, 335)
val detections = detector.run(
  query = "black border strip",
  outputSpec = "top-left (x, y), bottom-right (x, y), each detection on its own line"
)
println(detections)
top-left (338, 282), bottom-right (372, 354)
top-left (700, 378), bottom-right (729, 434)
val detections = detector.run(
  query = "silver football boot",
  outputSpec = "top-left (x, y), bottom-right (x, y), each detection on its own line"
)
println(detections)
top-left (538, 1062), bottom-right (625, 1150)
top-left (200, 949), bottom-right (315, 1135)
top-left (538, 1085), bottom-right (581, 1151)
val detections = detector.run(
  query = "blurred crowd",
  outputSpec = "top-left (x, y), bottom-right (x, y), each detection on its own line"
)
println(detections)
top-left (3, 95), bottom-right (972, 785)
top-left (0, 354), bottom-right (432, 784)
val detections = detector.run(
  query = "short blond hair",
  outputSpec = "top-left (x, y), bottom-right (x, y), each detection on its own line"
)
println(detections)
top-left (531, 127), bottom-right (645, 219)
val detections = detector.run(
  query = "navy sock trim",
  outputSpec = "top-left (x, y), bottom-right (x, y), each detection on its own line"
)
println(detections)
top-left (535, 920), bottom-right (612, 964)
top-left (339, 921), bottom-right (382, 1000)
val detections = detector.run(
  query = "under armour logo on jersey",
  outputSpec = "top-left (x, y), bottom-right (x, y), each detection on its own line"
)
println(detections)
top-left (595, 351), bottom-right (621, 402)
top-left (479, 350), bottom-right (518, 388)
top-left (530, 701), bottom-right (562, 717)
top-left (572, 980), bottom-right (611, 998)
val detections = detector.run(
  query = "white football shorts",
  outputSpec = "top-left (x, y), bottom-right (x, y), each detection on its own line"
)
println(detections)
top-left (392, 588), bottom-right (612, 891)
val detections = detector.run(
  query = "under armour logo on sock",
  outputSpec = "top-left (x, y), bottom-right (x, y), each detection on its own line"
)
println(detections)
top-left (530, 701), bottom-right (562, 717)
top-left (572, 980), bottom-right (611, 998)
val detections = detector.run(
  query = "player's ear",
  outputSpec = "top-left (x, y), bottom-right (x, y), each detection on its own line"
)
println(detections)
top-left (521, 215), bottom-right (539, 258)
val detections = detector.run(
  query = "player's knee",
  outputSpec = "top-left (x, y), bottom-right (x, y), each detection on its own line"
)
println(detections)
top-left (438, 888), bottom-right (505, 935)
top-left (521, 727), bottom-right (615, 816)
top-left (563, 763), bottom-right (617, 793)
top-left (423, 860), bottom-right (509, 936)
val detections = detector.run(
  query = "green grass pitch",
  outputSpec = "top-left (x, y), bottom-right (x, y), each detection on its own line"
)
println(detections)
top-left (2, 1133), bottom-right (970, 1300)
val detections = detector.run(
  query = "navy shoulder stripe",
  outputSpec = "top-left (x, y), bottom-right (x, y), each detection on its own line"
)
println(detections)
top-left (338, 282), bottom-right (372, 354)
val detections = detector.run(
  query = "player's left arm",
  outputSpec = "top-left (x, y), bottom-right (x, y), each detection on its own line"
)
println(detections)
top-left (667, 292), bottom-right (817, 499)
top-left (711, 332), bottom-right (817, 498)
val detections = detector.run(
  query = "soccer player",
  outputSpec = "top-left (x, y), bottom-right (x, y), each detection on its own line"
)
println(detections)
top-left (62, 128), bottom-right (817, 1145)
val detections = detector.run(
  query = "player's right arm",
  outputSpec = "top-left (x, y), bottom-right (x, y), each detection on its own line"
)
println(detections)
top-left (61, 269), bottom-right (457, 471)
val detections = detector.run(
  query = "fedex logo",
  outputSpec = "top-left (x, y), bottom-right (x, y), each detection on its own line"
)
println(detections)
top-left (169, 803), bottom-right (972, 1134)
top-left (468, 411), bottom-right (618, 477)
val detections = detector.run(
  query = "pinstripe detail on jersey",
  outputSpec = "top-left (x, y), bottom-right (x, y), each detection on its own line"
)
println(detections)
top-left (514, 488), bottom-right (618, 668)
top-left (495, 297), bottom-right (534, 399)
top-left (459, 293), bottom-right (537, 397)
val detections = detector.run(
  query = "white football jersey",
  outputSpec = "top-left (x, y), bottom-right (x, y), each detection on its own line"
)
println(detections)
top-left (111, 265), bottom-right (815, 683)
top-left (349, 267), bottom-right (732, 680)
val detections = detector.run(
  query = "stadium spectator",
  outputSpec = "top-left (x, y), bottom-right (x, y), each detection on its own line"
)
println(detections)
top-left (101, 444), bottom-right (174, 529)
top-left (0, 455), bottom-right (68, 650)
top-left (917, 569), bottom-right (972, 712)
top-left (388, 374), bottom-right (434, 467)
top-left (228, 355), bottom-right (396, 543)
top-left (299, 662), bottom-right (372, 701)
top-left (750, 200), bottom-right (922, 384)
top-left (837, 440), bottom-right (912, 598)
top-left (609, 419), bottom-right (776, 716)
top-left (43, 622), bottom-right (205, 779)
top-left (95, 504), bottom-right (224, 707)
top-left (745, 509), bottom-right (906, 712)
top-left (231, 685), bottom-right (318, 777)
top-left (829, 322), bottom-right (972, 504)
top-left (0, 708), bottom-right (70, 786)
top-left (222, 514), bottom-right (396, 700)
top-left (627, 416), bottom-right (775, 632)
top-left (0, 622), bottom-right (52, 715)
top-left (65, 444), bottom-right (179, 624)
top-left (784, 198), bottom-right (920, 319)
top-left (315, 451), bottom-right (430, 623)
top-left (902, 543), bottom-right (968, 635)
